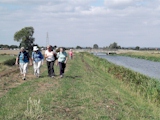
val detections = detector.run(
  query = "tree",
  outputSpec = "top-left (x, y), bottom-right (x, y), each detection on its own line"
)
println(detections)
top-left (93, 44), bottom-right (98, 49)
top-left (10, 45), bottom-right (19, 49)
top-left (109, 42), bottom-right (120, 49)
top-left (135, 46), bottom-right (140, 50)
top-left (14, 26), bottom-right (35, 55)
top-left (76, 46), bottom-right (82, 49)
top-left (2, 44), bottom-right (9, 49)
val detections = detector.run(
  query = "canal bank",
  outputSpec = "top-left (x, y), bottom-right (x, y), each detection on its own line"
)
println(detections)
top-left (95, 53), bottom-right (160, 79)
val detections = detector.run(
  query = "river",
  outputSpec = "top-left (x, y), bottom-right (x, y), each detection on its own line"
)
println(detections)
top-left (95, 53), bottom-right (160, 79)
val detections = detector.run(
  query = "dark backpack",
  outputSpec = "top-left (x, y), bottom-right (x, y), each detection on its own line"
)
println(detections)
top-left (18, 51), bottom-right (29, 64)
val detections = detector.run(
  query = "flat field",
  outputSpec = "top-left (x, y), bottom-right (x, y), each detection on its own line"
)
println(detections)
top-left (0, 50), bottom-right (19, 55)
top-left (118, 50), bottom-right (160, 62)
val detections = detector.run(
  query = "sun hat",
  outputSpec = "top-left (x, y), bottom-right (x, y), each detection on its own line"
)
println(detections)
top-left (33, 46), bottom-right (39, 51)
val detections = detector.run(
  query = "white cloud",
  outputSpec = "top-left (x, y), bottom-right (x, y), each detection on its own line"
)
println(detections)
top-left (105, 0), bottom-right (133, 5)
top-left (1, 0), bottom-right (160, 47)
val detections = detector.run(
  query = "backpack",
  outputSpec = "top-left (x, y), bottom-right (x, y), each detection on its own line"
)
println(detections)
top-left (18, 51), bottom-right (29, 64)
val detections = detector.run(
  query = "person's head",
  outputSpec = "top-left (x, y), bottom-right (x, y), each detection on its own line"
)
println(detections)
top-left (60, 47), bottom-right (64, 52)
top-left (33, 46), bottom-right (39, 52)
top-left (47, 45), bottom-right (52, 51)
top-left (20, 47), bottom-right (25, 52)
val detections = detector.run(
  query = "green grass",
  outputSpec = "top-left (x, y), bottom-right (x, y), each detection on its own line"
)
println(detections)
top-left (119, 51), bottom-right (160, 62)
top-left (0, 53), bottom-right (160, 119)
top-left (0, 55), bottom-right (16, 72)
top-left (0, 54), bottom-right (15, 63)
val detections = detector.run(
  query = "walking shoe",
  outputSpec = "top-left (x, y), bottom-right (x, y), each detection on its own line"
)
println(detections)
top-left (51, 76), bottom-right (55, 78)
top-left (22, 77), bottom-right (26, 80)
top-left (60, 75), bottom-right (63, 78)
top-left (36, 74), bottom-right (40, 78)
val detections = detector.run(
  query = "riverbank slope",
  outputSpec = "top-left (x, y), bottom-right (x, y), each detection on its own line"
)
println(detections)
top-left (0, 52), bottom-right (160, 119)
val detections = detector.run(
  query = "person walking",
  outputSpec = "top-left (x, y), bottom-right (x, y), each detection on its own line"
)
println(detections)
top-left (57, 47), bottom-right (68, 78)
top-left (69, 49), bottom-right (73, 59)
top-left (45, 45), bottom-right (56, 77)
top-left (15, 47), bottom-right (32, 80)
top-left (32, 46), bottom-right (44, 78)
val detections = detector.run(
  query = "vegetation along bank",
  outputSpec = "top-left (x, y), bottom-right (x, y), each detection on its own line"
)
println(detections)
top-left (0, 52), bottom-right (160, 119)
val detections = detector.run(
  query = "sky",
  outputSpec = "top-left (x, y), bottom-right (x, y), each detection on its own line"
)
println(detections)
top-left (0, 0), bottom-right (160, 48)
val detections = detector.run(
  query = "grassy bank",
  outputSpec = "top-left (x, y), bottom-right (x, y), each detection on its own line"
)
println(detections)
top-left (0, 55), bottom-right (16, 72)
top-left (0, 53), bottom-right (160, 119)
top-left (0, 54), bottom-right (15, 63)
top-left (119, 51), bottom-right (160, 62)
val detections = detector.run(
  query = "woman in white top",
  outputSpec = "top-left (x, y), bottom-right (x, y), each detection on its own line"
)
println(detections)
top-left (45, 45), bottom-right (56, 77)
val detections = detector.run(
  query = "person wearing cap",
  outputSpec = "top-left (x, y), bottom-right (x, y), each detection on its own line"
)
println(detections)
top-left (56, 47), bottom-right (68, 78)
top-left (15, 47), bottom-right (32, 80)
top-left (32, 46), bottom-right (44, 78)
top-left (45, 45), bottom-right (56, 77)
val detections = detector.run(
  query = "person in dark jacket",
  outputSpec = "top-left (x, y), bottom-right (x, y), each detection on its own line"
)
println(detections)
top-left (15, 47), bottom-right (32, 80)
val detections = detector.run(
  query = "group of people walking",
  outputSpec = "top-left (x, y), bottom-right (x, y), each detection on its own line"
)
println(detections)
top-left (15, 45), bottom-right (73, 80)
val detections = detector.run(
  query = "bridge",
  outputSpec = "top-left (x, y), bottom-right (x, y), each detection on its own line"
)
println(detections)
top-left (74, 49), bottom-right (118, 55)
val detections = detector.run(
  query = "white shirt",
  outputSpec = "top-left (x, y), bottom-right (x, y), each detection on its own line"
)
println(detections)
top-left (45, 50), bottom-right (55, 61)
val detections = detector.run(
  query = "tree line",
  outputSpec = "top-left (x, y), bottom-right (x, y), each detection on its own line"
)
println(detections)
top-left (0, 44), bottom-right (19, 49)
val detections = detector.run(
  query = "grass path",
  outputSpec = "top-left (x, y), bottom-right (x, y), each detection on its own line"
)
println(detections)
top-left (0, 53), bottom-right (160, 119)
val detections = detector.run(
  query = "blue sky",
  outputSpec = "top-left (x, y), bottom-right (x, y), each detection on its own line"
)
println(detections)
top-left (91, 0), bottom-right (104, 6)
top-left (0, 0), bottom-right (160, 48)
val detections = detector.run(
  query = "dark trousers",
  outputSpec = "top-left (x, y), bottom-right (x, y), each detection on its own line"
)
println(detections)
top-left (46, 61), bottom-right (54, 77)
top-left (58, 62), bottom-right (66, 75)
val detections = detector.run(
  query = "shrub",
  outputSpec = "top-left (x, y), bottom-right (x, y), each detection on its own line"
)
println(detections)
top-left (24, 97), bottom-right (43, 119)
top-left (3, 58), bottom-right (16, 66)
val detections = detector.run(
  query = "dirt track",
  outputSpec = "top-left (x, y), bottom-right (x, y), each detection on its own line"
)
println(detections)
top-left (0, 65), bottom-right (45, 98)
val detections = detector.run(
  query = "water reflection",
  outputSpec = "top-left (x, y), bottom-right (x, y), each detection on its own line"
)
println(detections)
top-left (94, 53), bottom-right (160, 79)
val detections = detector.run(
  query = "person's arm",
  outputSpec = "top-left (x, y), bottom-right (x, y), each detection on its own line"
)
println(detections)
top-left (65, 57), bottom-right (68, 64)
top-left (40, 52), bottom-right (44, 65)
top-left (29, 53), bottom-right (32, 65)
top-left (64, 52), bottom-right (68, 64)
top-left (15, 57), bottom-right (19, 65)
top-left (31, 52), bottom-right (34, 63)
top-left (29, 57), bottom-right (33, 65)
top-left (15, 52), bottom-right (20, 65)
top-left (56, 52), bottom-right (59, 66)
top-left (44, 51), bottom-right (48, 58)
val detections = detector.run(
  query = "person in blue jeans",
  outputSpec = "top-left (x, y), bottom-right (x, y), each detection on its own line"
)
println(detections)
top-left (56, 47), bottom-right (68, 78)
top-left (32, 46), bottom-right (44, 78)
top-left (15, 47), bottom-right (32, 80)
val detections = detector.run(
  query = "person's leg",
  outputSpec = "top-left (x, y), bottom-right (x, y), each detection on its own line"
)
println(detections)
top-left (50, 61), bottom-right (55, 77)
top-left (46, 61), bottom-right (51, 77)
top-left (23, 63), bottom-right (28, 80)
top-left (19, 63), bottom-right (23, 75)
top-left (58, 62), bottom-right (63, 77)
top-left (37, 61), bottom-right (42, 77)
top-left (33, 61), bottom-right (37, 75)
top-left (62, 63), bottom-right (66, 75)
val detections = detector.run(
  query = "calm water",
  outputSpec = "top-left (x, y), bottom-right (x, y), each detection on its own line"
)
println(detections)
top-left (95, 53), bottom-right (160, 79)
